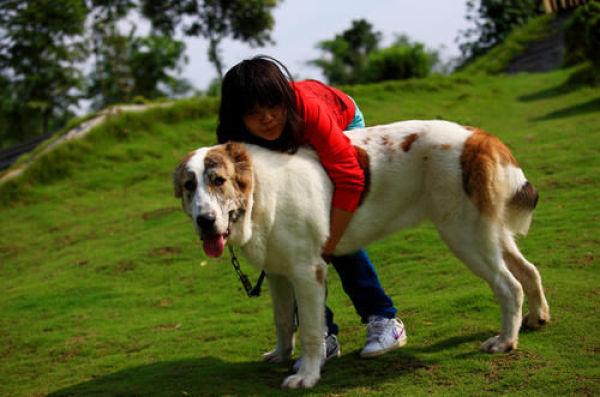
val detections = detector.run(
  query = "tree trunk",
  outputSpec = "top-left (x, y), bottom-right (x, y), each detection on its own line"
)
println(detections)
top-left (208, 35), bottom-right (224, 81)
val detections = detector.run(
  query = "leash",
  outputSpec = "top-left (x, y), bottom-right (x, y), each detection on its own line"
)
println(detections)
top-left (228, 245), bottom-right (265, 297)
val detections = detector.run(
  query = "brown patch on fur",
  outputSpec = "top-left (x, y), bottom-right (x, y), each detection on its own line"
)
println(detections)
top-left (509, 181), bottom-right (539, 209)
top-left (205, 142), bottom-right (253, 204)
top-left (401, 133), bottom-right (419, 152)
top-left (354, 145), bottom-right (371, 206)
top-left (441, 144), bottom-right (452, 150)
top-left (315, 266), bottom-right (325, 285)
top-left (173, 151), bottom-right (195, 198)
top-left (381, 135), bottom-right (393, 147)
top-left (363, 137), bottom-right (371, 145)
top-left (460, 128), bottom-right (518, 217)
top-left (224, 142), bottom-right (253, 195)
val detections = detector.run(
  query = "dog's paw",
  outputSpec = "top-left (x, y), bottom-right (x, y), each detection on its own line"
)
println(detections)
top-left (522, 311), bottom-right (550, 330)
top-left (481, 335), bottom-right (517, 353)
top-left (281, 373), bottom-right (319, 389)
top-left (263, 348), bottom-right (292, 364)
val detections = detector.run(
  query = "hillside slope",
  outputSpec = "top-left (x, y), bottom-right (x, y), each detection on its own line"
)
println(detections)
top-left (1, 69), bottom-right (599, 396)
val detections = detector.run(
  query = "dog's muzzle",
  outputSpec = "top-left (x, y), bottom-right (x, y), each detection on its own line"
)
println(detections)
top-left (196, 211), bottom-right (229, 258)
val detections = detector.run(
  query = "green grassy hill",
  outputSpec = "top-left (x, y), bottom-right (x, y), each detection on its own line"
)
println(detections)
top-left (1, 68), bottom-right (599, 396)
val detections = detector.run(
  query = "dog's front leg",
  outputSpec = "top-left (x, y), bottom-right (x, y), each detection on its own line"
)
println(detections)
top-left (281, 265), bottom-right (326, 389)
top-left (263, 273), bottom-right (295, 363)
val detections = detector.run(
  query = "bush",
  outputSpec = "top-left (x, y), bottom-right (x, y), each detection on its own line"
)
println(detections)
top-left (565, 2), bottom-right (600, 67)
top-left (363, 43), bottom-right (434, 83)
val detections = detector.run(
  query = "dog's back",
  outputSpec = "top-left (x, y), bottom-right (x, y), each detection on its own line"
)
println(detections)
top-left (337, 120), bottom-right (537, 254)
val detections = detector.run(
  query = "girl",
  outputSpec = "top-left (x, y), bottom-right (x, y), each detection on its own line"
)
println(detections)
top-left (216, 56), bottom-right (406, 368)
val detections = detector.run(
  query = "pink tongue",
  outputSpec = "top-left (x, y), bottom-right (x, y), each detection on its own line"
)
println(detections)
top-left (203, 235), bottom-right (225, 258)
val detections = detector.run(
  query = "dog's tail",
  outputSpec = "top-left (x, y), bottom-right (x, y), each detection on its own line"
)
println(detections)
top-left (461, 128), bottom-right (538, 235)
top-left (505, 178), bottom-right (538, 236)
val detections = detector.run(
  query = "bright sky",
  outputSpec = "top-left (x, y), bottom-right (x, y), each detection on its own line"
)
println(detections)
top-left (181, 0), bottom-right (471, 90)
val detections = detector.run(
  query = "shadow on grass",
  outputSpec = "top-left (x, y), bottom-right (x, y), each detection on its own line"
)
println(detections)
top-left (532, 97), bottom-right (600, 121)
top-left (411, 331), bottom-right (493, 354)
top-left (47, 332), bottom-right (499, 395)
top-left (48, 348), bottom-right (436, 396)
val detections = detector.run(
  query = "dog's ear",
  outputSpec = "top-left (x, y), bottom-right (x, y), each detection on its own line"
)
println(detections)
top-left (173, 152), bottom-right (194, 198)
top-left (224, 142), bottom-right (253, 194)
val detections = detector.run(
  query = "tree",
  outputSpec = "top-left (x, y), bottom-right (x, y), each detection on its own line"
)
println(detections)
top-left (87, 1), bottom-right (192, 110)
top-left (310, 19), bottom-right (382, 85)
top-left (565, 1), bottom-right (600, 67)
top-left (457, 0), bottom-right (543, 62)
top-left (311, 21), bottom-right (437, 85)
top-left (364, 35), bottom-right (437, 83)
top-left (129, 35), bottom-right (192, 99)
top-left (140, 0), bottom-right (279, 81)
top-left (87, 0), bottom-right (136, 109)
top-left (0, 0), bottom-right (88, 139)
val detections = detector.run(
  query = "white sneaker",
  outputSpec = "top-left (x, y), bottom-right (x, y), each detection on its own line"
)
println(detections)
top-left (360, 316), bottom-right (407, 358)
top-left (292, 333), bottom-right (341, 372)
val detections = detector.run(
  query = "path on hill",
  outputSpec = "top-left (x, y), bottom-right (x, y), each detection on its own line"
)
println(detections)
top-left (0, 103), bottom-right (172, 185)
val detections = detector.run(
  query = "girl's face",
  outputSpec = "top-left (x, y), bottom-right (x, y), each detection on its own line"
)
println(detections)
top-left (242, 105), bottom-right (287, 141)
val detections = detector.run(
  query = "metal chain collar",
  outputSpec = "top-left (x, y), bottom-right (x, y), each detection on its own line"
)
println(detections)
top-left (228, 245), bottom-right (265, 297)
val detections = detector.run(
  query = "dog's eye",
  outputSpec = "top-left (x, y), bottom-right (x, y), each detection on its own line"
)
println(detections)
top-left (213, 176), bottom-right (226, 186)
top-left (184, 180), bottom-right (196, 191)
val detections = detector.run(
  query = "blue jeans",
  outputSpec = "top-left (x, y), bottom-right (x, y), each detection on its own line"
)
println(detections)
top-left (325, 98), bottom-right (397, 335)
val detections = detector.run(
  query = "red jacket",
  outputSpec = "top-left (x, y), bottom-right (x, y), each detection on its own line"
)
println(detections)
top-left (292, 80), bottom-right (364, 212)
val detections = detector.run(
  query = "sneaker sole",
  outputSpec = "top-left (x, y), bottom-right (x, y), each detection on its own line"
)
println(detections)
top-left (360, 336), bottom-right (407, 359)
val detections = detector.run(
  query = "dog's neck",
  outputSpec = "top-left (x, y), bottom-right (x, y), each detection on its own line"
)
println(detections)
top-left (227, 174), bottom-right (255, 247)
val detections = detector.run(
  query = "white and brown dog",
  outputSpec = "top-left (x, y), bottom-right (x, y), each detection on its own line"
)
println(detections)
top-left (173, 120), bottom-right (550, 389)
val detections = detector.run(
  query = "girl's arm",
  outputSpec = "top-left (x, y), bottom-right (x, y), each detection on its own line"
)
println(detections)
top-left (322, 207), bottom-right (354, 260)
top-left (301, 102), bottom-right (364, 258)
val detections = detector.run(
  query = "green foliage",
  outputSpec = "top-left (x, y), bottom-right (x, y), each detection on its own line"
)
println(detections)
top-left (364, 38), bottom-right (435, 83)
top-left (0, 0), bottom-right (88, 141)
top-left (564, 1), bottom-right (600, 67)
top-left (457, 0), bottom-right (543, 64)
top-left (87, 33), bottom-right (192, 110)
top-left (458, 14), bottom-right (554, 75)
top-left (87, 1), bottom-right (191, 110)
top-left (1, 68), bottom-right (599, 395)
top-left (311, 19), bottom-right (382, 84)
top-left (140, 0), bottom-right (279, 79)
top-left (312, 22), bottom-right (437, 85)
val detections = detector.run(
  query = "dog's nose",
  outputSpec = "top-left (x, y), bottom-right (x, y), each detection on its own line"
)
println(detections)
top-left (196, 212), bottom-right (216, 230)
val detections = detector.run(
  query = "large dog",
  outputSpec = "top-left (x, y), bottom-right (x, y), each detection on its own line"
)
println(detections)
top-left (173, 120), bottom-right (550, 389)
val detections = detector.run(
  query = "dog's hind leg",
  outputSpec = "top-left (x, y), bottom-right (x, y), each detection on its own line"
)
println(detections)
top-left (263, 273), bottom-right (296, 363)
top-left (500, 230), bottom-right (550, 330)
top-left (436, 220), bottom-right (524, 353)
top-left (281, 263), bottom-right (327, 389)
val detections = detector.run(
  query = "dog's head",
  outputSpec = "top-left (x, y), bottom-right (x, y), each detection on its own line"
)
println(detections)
top-left (173, 142), bottom-right (253, 258)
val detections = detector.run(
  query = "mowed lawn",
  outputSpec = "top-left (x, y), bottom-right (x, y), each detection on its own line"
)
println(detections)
top-left (0, 68), bottom-right (598, 396)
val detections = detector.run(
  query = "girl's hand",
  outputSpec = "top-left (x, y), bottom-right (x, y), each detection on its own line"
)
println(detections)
top-left (322, 208), bottom-right (354, 262)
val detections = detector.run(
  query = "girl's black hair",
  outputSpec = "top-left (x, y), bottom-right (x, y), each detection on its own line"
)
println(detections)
top-left (216, 55), bottom-right (305, 153)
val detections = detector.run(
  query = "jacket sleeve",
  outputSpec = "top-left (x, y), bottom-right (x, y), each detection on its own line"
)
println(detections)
top-left (303, 101), bottom-right (364, 213)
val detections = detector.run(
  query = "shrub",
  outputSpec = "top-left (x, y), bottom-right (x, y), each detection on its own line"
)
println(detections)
top-left (565, 2), bottom-right (600, 67)
top-left (363, 43), bottom-right (434, 83)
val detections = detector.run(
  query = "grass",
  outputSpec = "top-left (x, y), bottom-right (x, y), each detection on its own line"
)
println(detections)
top-left (457, 14), bottom-right (555, 76)
top-left (1, 67), bottom-right (599, 396)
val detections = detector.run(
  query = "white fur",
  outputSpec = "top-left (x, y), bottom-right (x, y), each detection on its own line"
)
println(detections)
top-left (177, 120), bottom-right (550, 389)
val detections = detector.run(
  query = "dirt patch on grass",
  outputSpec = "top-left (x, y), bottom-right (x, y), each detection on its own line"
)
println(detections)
top-left (116, 260), bottom-right (136, 273)
top-left (151, 246), bottom-right (182, 256)
top-left (0, 244), bottom-right (20, 259)
top-left (142, 206), bottom-right (178, 220)
top-left (155, 323), bottom-right (182, 331)
top-left (485, 349), bottom-right (546, 383)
